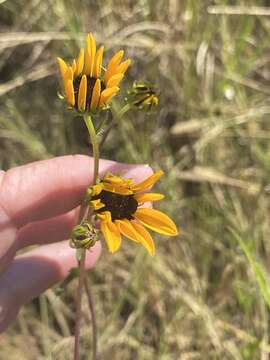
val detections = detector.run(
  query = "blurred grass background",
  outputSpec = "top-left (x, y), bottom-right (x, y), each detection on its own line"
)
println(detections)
top-left (1, 0), bottom-right (270, 359)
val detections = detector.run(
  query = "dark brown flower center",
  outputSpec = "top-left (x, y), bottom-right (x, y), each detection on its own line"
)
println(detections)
top-left (73, 76), bottom-right (105, 111)
top-left (92, 190), bottom-right (138, 221)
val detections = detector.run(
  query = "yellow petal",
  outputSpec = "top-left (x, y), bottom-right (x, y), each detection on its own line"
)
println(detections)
top-left (103, 174), bottom-right (126, 184)
top-left (107, 50), bottom-right (124, 70)
top-left (90, 199), bottom-right (104, 210)
top-left (84, 49), bottom-right (91, 75)
top-left (99, 87), bottom-right (119, 106)
top-left (132, 170), bottom-right (164, 192)
top-left (103, 174), bottom-right (134, 187)
top-left (72, 59), bottom-right (77, 74)
top-left (131, 221), bottom-right (155, 255)
top-left (64, 66), bottom-right (74, 84)
top-left (116, 59), bottom-right (131, 74)
top-left (87, 32), bottom-right (96, 77)
top-left (90, 79), bottom-right (101, 111)
top-left (102, 91), bottom-right (119, 105)
top-left (104, 68), bottom-right (117, 85)
top-left (97, 211), bottom-right (111, 222)
top-left (75, 48), bottom-right (84, 77)
top-left (115, 219), bottom-right (140, 243)
top-left (102, 182), bottom-right (133, 195)
top-left (92, 183), bottom-right (103, 196)
top-left (78, 75), bottom-right (87, 111)
top-left (93, 46), bottom-right (104, 78)
top-left (134, 193), bottom-right (164, 203)
top-left (100, 220), bottom-right (122, 253)
top-left (66, 80), bottom-right (75, 106)
top-left (57, 57), bottom-right (68, 81)
top-left (134, 208), bottom-right (178, 236)
top-left (104, 50), bottom-right (124, 84)
top-left (106, 73), bottom-right (124, 88)
top-left (153, 96), bottom-right (158, 105)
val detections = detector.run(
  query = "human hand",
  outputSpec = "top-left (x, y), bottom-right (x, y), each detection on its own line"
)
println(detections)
top-left (0, 155), bottom-right (152, 332)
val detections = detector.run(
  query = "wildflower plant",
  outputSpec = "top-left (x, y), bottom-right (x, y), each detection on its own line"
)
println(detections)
top-left (57, 32), bottom-right (178, 360)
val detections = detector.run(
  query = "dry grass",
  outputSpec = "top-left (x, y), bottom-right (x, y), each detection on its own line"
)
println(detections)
top-left (1, 0), bottom-right (270, 359)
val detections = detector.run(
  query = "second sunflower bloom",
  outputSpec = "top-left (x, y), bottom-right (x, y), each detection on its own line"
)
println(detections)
top-left (57, 33), bottom-right (131, 113)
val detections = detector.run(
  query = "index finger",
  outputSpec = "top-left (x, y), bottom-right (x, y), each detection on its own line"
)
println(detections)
top-left (0, 155), bottom-right (152, 228)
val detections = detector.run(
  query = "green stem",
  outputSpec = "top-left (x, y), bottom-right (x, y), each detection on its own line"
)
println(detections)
top-left (74, 250), bottom-right (86, 360)
top-left (77, 115), bottom-right (100, 221)
top-left (74, 115), bottom-right (99, 360)
top-left (84, 115), bottom-right (99, 184)
top-left (83, 114), bottom-right (99, 359)
top-left (84, 277), bottom-right (98, 360)
top-left (99, 104), bottom-right (131, 150)
top-left (74, 115), bottom-right (100, 360)
top-left (114, 103), bottom-right (131, 121)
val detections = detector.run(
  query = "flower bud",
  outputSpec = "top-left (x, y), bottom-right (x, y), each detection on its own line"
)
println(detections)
top-left (126, 81), bottom-right (159, 112)
top-left (70, 220), bottom-right (99, 249)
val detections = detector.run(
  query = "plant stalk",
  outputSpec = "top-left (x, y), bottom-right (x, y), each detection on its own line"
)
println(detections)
top-left (74, 115), bottom-right (99, 360)
top-left (84, 277), bottom-right (98, 360)
top-left (74, 249), bottom-right (86, 360)
top-left (84, 115), bottom-right (100, 184)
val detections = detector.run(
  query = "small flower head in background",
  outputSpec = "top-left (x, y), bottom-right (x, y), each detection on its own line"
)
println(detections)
top-left (57, 33), bottom-right (131, 113)
top-left (89, 171), bottom-right (178, 255)
top-left (127, 81), bottom-right (159, 112)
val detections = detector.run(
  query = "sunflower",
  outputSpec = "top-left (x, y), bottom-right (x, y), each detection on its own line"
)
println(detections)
top-left (89, 170), bottom-right (178, 255)
top-left (57, 33), bottom-right (131, 112)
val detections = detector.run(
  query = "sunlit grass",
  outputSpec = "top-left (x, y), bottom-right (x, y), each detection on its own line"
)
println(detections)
top-left (1, 0), bottom-right (270, 359)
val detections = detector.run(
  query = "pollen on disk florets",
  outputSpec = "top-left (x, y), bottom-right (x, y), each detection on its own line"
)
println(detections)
top-left (57, 33), bottom-right (131, 113)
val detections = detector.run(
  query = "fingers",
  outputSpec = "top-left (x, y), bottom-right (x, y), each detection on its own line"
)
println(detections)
top-left (0, 155), bottom-right (155, 332)
top-left (0, 240), bottom-right (101, 333)
top-left (0, 159), bottom-right (152, 273)
top-left (17, 208), bottom-right (79, 248)
top-left (0, 209), bottom-right (80, 274)
top-left (0, 155), bottom-right (152, 228)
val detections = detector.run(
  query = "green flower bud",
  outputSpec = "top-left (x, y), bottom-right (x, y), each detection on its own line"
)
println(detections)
top-left (70, 220), bottom-right (99, 249)
top-left (126, 81), bottom-right (159, 112)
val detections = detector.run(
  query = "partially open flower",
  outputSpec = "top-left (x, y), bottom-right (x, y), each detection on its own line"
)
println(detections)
top-left (127, 81), bottom-right (159, 111)
top-left (57, 33), bottom-right (131, 113)
top-left (89, 171), bottom-right (178, 255)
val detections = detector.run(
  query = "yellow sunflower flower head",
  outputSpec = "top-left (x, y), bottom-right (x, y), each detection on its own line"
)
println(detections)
top-left (89, 171), bottom-right (178, 255)
top-left (57, 33), bottom-right (131, 113)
